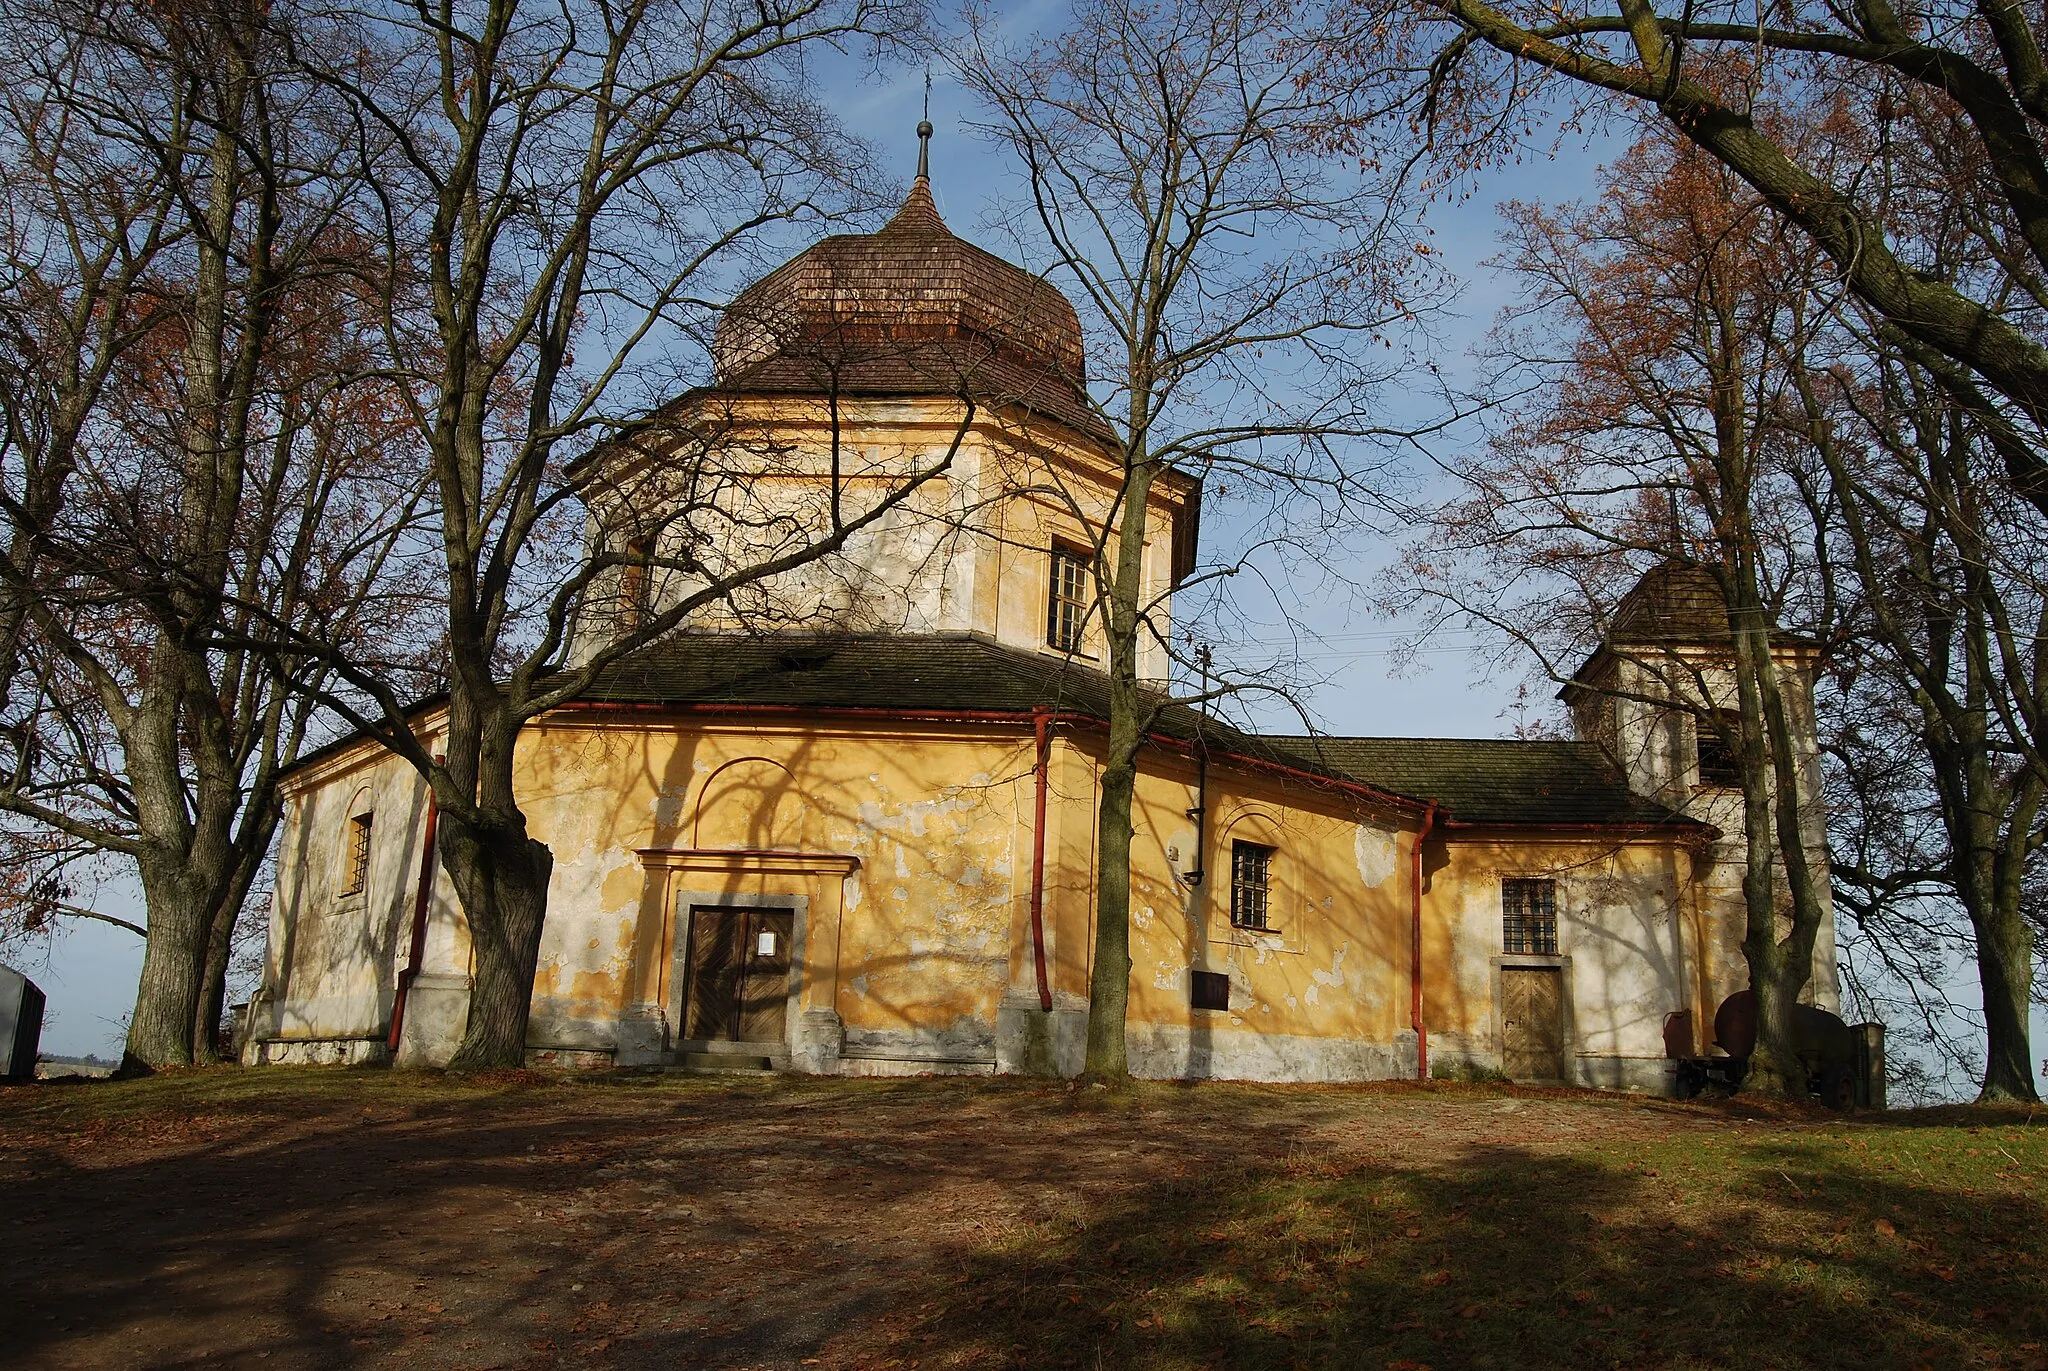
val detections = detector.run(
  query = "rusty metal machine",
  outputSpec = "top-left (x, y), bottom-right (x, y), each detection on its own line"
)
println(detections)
top-left (1671, 991), bottom-right (1883, 1109)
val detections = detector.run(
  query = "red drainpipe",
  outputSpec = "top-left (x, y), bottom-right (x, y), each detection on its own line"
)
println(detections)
top-left (388, 765), bottom-right (443, 1054)
top-left (1411, 802), bottom-right (1437, 1080)
top-left (1029, 710), bottom-right (1054, 1012)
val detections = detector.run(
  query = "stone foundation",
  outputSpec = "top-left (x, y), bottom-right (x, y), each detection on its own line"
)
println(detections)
top-left (994, 991), bottom-right (1088, 1077)
top-left (256, 1037), bottom-right (390, 1067)
top-left (1126, 1021), bottom-right (1405, 1083)
top-left (1573, 1054), bottom-right (1676, 1095)
top-left (525, 1047), bottom-right (614, 1070)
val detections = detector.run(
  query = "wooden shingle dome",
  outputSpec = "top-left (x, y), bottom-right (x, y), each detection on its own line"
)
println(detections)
top-left (711, 131), bottom-right (1098, 434)
top-left (1609, 563), bottom-right (1733, 644)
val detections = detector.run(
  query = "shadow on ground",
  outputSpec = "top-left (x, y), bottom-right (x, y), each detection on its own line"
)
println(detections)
top-left (879, 1118), bottom-right (2048, 1369)
top-left (2, 1073), bottom-right (2042, 1371)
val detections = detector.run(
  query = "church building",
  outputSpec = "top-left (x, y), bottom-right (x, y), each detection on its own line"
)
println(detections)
top-left (241, 141), bottom-right (1838, 1091)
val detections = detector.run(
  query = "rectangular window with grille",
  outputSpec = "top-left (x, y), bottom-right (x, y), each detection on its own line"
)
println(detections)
top-left (1230, 840), bottom-right (1273, 930)
top-left (341, 814), bottom-right (374, 897)
top-left (1694, 708), bottom-right (1743, 787)
top-left (1046, 544), bottom-right (1089, 652)
top-left (1502, 877), bottom-right (1558, 955)
top-left (618, 537), bottom-right (650, 631)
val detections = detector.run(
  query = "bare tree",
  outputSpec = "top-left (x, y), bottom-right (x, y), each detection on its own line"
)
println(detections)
top-left (1406, 115), bottom-right (2046, 1101)
top-left (1350, 0), bottom-right (2048, 500)
top-left (0, 0), bottom-right (429, 1067)
top-left (1788, 295), bottom-right (2048, 1103)
top-left (1396, 131), bottom-right (1848, 1096)
top-left (268, 0), bottom-right (965, 1068)
top-left (956, 0), bottom-right (1424, 1081)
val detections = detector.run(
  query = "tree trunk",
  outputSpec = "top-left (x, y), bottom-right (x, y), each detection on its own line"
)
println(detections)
top-left (192, 901), bottom-right (236, 1064)
top-left (440, 809), bottom-right (553, 1070)
top-left (1966, 772), bottom-right (2042, 1102)
top-left (1971, 898), bottom-right (2039, 1101)
top-left (192, 827), bottom-right (272, 1065)
top-left (124, 863), bottom-right (209, 1071)
top-left (1084, 711), bottom-right (1142, 1081)
top-left (1081, 449), bottom-right (1158, 1084)
top-left (1727, 578), bottom-right (1814, 1099)
top-left (435, 699), bottom-right (553, 1072)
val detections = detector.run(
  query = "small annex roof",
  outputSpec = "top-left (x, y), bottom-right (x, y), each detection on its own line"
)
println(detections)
top-left (1253, 735), bottom-right (1691, 828)
top-left (580, 632), bottom-right (1698, 831)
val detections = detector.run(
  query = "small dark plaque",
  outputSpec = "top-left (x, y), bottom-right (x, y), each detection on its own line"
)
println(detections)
top-left (1190, 970), bottom-right (1230, 1012)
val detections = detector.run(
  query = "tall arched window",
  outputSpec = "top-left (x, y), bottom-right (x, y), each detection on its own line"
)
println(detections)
top-left (337, 790), bottom-right (375, 899)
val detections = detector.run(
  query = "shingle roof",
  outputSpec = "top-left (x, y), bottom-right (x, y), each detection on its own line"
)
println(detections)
top-left (711, 176), bottom-right (1095, 435)
top-left (1610, 562), bottom-right (1731, 643)
top-left (585, 631), bottom-right (1134, 718)
top-left (582, 633), bottom-right (1696, 830)
top-left (717, 339), bottom-right (1110, 443)
top-left (1252, 735), bottom-right (1689, 827)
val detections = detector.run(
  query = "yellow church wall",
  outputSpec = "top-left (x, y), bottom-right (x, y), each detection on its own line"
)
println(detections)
top-left (1058, 749), bottom-right (1425, 1082)
top-left (1417, 831), bottom-right (1695, 1091)
top-left (494, 712), bottom-right (1440, 1080)
top-left (504, 714), bottom-right (1043, 1070)
top-left (252, 707), bottom-right (1717, 1093)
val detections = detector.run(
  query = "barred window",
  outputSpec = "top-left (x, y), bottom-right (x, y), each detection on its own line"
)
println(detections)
top-left (1695, 708), bottom-right (1743, 787)
top-left (341, 813), bottom-right (374, 897)
top-left (618, 537), bottom-right (651, 630)
top-left (1046, 544), bottom-right (1089, 652)
top-left (1230, 841), bottom-right (1273, 930)
top-left (1502, 877), bottom-right (1557, 955)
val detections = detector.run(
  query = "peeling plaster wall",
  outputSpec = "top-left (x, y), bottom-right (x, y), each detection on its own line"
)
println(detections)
top-left (1423, 836), bottom-right (1693, 1087)
top-left (1110, 760), bottom-right (1418, 1082)
top-left (249, 744), bottom-right (458, 1060)
top-left (252, 707), bottom-right (1812, 1094)
top-left (506, 718), bottom-right (1040, 1066)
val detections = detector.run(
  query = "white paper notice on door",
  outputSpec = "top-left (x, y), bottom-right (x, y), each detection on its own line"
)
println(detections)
top-left (757, 930), bottom-right (778, 956)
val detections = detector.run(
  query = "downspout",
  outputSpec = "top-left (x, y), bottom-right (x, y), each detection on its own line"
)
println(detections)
top-left (1183, 645), bottom-right (1210, 889)
top-left (388, 765), bottom-right (443, 1055)
top-left (1029, 710), bottom-right (1053, 1012)
top-left (1411, 801), bottom-right (1437, 1081)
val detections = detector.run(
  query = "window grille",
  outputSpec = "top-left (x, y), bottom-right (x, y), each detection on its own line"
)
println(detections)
top-left (1694, 708), bottom-right (1743, 787)
top-left (1230, 840), bottom-right (1273, 930)
top-left (1502, 877), bottom-right (1558, 955)
top-left (618, 537), bottom-right (650, 630)
top-left (341, 814), bottom-right (374, 897)
top-left (1046, 544), bottom-right (1089, 652)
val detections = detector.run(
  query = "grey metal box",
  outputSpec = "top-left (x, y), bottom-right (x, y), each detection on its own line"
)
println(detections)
top-left (0, 964), bottom-right (46, 1081)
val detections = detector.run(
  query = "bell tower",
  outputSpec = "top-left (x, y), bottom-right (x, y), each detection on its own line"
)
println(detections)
top-left (1562, 561), bottom-right (1839, 1016)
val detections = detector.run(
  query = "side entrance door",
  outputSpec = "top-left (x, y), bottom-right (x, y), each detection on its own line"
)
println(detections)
top-left (1501, 967), bottom-right (1566, 1080)
top-left (681, 907), bottom-right (795, 1044)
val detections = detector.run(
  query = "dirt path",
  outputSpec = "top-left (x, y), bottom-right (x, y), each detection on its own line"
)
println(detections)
top-left (1, 1072), bottom-right (2038, 1371)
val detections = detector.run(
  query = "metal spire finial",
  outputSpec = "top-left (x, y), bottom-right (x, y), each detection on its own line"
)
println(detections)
top-left (917, 73), bottom-right (933, 180)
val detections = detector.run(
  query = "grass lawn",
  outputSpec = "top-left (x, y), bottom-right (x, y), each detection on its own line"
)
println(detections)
top-left (1, 1069), bottom-right (2043, 1370)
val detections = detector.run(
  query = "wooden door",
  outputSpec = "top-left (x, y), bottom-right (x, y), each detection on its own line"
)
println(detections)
top-left (738, 910), bottom-right (793, 1043)
top-left (682, 907), bottom-right (793, 1044)
top-left (1502, 967), bottom-right (1566, 1080)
